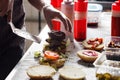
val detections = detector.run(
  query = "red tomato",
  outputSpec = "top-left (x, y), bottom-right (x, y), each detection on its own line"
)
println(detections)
top-left (97, 38), bottom-right (103, 44)
top-left (44, 51), bottom-right (59, 60)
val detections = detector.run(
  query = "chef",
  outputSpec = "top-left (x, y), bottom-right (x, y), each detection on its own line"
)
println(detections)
top-left (0, 0), bottom-right (72, 80)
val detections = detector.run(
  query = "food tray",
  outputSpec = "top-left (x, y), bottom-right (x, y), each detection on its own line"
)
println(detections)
top-left (93, 52), bottom-right (120, 76)
top-left (104, 36), bottom-right (120, 50)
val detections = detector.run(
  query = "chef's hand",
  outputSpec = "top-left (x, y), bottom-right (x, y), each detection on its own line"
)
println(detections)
top-left (43, 5), bottom-right (72, 32)
top-left (0, 0), bottom-right (14, 22)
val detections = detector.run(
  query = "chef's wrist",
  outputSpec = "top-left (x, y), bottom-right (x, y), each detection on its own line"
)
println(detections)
top-left (42, 4), bottom-right (53, 11)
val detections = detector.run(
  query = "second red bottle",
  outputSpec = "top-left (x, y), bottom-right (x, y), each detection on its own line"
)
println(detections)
top-left (74, 0), bottom-right (88, 41)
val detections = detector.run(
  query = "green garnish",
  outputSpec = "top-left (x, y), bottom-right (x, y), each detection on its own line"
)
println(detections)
top-left (34, 51), bottom-right (41, 58)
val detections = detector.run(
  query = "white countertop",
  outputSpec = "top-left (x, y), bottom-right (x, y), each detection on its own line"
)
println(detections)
top-left (5, 12), bottom-right (111, 80)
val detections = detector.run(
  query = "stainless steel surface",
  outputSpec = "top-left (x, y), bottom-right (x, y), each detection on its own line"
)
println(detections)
top-left (9, 22), bottom-right (41, 43)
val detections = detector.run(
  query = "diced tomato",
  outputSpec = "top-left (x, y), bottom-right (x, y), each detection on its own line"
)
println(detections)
top-left (87, 38), bottom-right (96, 44)
top-left (97, 38), bottom-right (103, 44)
top-left (87, 38), bottom-right (103, 48)
top-left (92, 41), bottom-right (100, 48)
top-left (44, 51), bottom-right (59, 60)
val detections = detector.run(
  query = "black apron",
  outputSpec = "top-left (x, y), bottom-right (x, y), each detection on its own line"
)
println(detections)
top-left (0, 0), bottom-right (25, 79)
top-left (0, 0), bottom-right (25, 51)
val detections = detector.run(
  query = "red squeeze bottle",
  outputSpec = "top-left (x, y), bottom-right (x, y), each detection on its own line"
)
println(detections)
top-left (111, 0), bottom-right (120, 37)
top-left (51, 0), bottom-right (63, 10)
top-left (74, 0), bottom-right (88, 41)
top-left (52, 19), bottom-right (61, 31)
top-left (51, 0), bottom-right (63, 31)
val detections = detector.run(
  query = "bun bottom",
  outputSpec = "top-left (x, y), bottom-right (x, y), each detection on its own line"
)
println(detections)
top-left (39, 58), bottom-right (66, 68)
top-left (77, 50), bottom-right (100, 63)
top-left (82, 40), bottom-right (104, 51)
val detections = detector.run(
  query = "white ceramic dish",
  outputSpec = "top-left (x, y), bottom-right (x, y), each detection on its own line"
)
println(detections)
top-left (104, 36), bottom-right (120, 50)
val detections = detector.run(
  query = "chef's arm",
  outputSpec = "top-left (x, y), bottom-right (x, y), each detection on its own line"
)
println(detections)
top-left (28, 0), bottom-right (48, 11)
top-left (28, 0), bottom-right (72, 32)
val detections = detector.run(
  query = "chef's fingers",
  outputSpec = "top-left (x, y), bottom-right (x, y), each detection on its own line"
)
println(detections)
top-left (57, 12), bottom-right (72, 32)
top-left (66, 18), bottom-right (72, 32)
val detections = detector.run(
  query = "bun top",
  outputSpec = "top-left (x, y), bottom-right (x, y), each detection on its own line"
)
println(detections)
top-left (58, 66), bottom-right (86, 80)
top-left (26, 65), bottom-right (56, 79)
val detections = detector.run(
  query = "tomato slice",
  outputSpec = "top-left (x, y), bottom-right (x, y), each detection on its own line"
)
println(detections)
top-left (97, 38), bottom-right (103, 44)
top-left (44, 51), bottom-right (59, 60)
